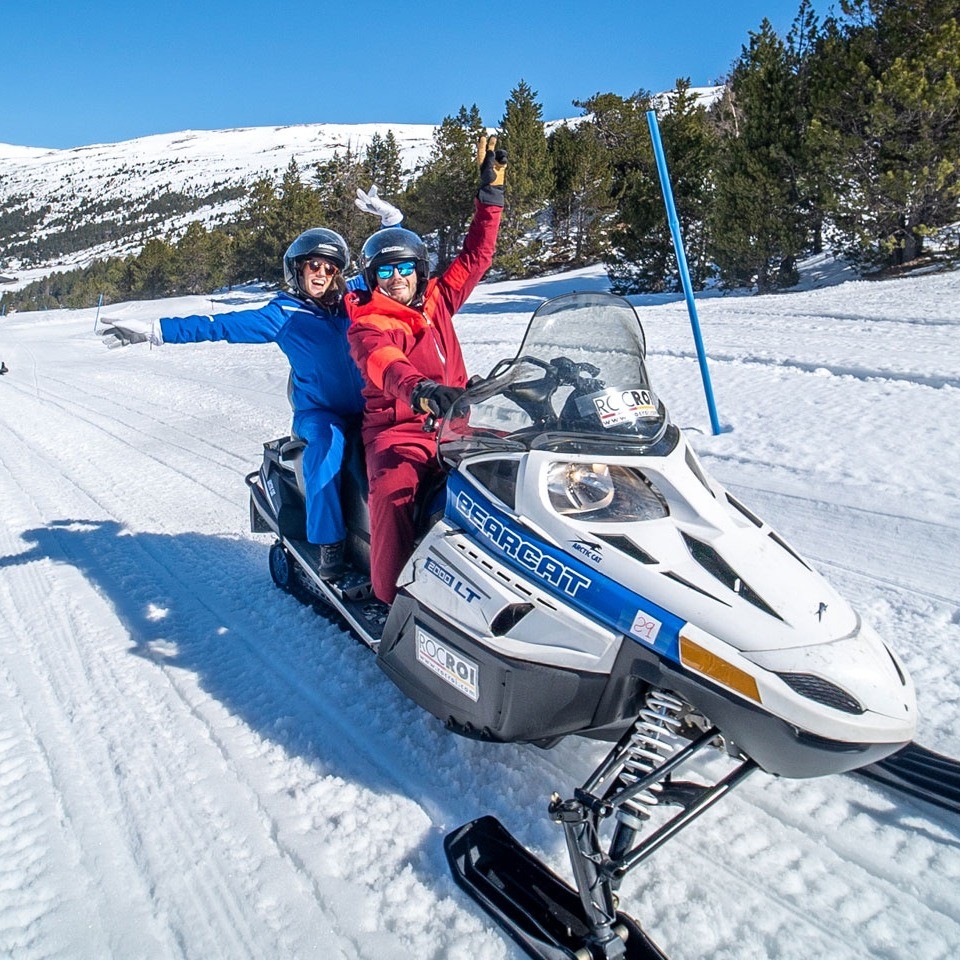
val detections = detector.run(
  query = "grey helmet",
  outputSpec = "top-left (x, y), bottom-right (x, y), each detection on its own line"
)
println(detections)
top-left (283, 228), bottom-right (350, 296)
top-left (359, 227), bottom-right (430, 298)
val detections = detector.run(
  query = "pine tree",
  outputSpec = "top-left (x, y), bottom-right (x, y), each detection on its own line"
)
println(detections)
top-left (125, 237), bottom-right (177, 298)
top-left (495, 80), bottom-right (552, 276)
top-left (230, 176), bottom-right (283, 285)
top-left (364, 131), bottom-right (404, 199)
top-left (788, 0), bottom-right (827, 255)
top-left (809, 0), bottom-right (960, 267)
top-left (607, 80), bottom-right (718, 293)
top-left (277, 159), bottom-right (324, 238)
top-left (566, 90), bottom-right (668, 293)
top-left (572, 91), bottom-right (652, 278)
top-left (403, 105), bottom-right (486, 271)
top-left (312, 147), bottom-right (373, 265)
top-left (548, 121), bottom-right (613, 265)
top-left (172, 221), bottom-right (231, 295)
top-left (709, 20), bottom-right (808, 291)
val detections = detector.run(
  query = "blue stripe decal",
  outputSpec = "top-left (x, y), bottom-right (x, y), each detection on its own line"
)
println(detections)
top-left (445, 473), bottom-right (684, 664)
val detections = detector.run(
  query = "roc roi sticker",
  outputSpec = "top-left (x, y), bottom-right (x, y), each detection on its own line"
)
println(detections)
top-left (416, 627), bottom-right (480, 702)
top-left (591, 388), bottom-right (658, 428)
top-left (630, 609), bottom-right (663, 644)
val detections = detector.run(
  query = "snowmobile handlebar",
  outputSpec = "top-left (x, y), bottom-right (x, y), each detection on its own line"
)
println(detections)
top-left (421, 355), bottom-right (606, 436)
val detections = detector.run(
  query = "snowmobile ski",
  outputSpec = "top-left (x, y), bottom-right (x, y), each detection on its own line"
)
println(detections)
top-left (854, 741), bottom-right (960, 815)
top-left (444, 816), bottom-right (667, 960)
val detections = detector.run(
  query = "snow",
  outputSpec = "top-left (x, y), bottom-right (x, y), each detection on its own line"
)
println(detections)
top-left (1, 262), bottom-right (959, 959)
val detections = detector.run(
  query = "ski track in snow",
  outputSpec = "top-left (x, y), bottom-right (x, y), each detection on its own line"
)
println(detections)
top-left (657, 347), bottom-right (960, 391)
top-left (1, 265), bottom-right (960, 959)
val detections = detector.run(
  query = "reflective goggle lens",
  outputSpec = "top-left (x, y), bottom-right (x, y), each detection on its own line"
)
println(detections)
top-left (376, 261), bottom-right (416, 280)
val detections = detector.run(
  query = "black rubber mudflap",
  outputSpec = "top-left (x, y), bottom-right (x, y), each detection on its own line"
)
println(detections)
top-left (856, 742), bottom-right (960, 815)
top-left (444, 816), bottom-right (668, 960)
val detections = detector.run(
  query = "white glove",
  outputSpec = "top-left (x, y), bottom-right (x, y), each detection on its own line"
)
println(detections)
top-left (98, 317), bottom-right (163, 349)
top-left (354, 185), bottom-right (403, 227)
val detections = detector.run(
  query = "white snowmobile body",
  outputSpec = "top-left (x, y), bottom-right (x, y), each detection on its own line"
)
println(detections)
top-left (376, 291), bottom-right (915, 779)
top-left (250, 291), bottom-right (915, 781)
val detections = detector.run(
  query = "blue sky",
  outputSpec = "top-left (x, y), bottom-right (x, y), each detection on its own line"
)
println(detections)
top-left (3, 1), bottom-right (824, 149)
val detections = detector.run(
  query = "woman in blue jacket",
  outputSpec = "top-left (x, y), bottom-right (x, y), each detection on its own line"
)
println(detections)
top-left (99, 223), bottom-right (376, 580)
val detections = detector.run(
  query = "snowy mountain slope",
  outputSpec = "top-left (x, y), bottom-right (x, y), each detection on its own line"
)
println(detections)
top-left (0, 265), bottom-right (959, 959)
top-left (0, 122), bottom-right (436, 284)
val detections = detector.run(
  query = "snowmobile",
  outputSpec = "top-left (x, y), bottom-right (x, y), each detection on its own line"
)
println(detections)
top-left (247, 290), bottom-right (952, 960)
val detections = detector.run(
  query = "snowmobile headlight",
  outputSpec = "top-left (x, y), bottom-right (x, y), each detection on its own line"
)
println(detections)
top-left (548, 462), bottom-right (614, 513)
top-left (546, 462), bottom-right (669, 521)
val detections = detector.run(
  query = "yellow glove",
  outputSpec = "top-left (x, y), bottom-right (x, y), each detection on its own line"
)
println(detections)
top-left (477, 134), bottom-right (508, 204)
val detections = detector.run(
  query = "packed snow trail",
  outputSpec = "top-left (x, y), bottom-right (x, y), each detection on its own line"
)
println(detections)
top-left (1, 266), bottom-right (959, 959)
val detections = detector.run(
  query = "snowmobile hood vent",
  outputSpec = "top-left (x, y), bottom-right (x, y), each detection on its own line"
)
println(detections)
top-left (726, 492), bottom-right (762, 526)
top-left (681, 533), bottom-right (784, 622)
top-left (490, 603), bottom-right (535, 636)
top-left (594, 533), bottom-right (658, 565)
top-left (662, 571), bottom-right (728, 605)
top-left (777, 673), bottom-right (864, 715)
top-left (686, 446), bottom-right (715, 496)
top-left (464, 458), bottom-right (519, 510)
top-left (767, 530), bottom-right (812, 571)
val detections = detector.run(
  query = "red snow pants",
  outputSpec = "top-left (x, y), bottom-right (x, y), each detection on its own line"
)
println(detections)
top-left (365, 421), bottom-right (443, 604)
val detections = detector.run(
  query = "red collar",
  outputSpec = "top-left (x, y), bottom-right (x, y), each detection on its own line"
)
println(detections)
top-left (347, 287), bottom-right (431, 333)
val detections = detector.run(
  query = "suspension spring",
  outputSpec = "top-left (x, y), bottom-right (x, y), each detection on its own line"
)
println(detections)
top-left (612, 690), bottom-right (687, 836)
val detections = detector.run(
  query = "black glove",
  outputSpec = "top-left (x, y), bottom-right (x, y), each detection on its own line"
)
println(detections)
top-left (411, 379), bottom-right (464, 418)
top-left (477, 134), bottom-right (507, 207)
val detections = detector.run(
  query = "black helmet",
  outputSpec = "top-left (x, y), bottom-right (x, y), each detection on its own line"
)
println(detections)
top-left (359, 227), bottom-right (430, 297)
top-left (283, 228), bottom-right (350, 296)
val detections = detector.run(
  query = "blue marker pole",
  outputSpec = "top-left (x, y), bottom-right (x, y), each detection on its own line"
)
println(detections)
top-left (646, 109), bottom-right (721, 435)
top-left (93, 292), bottom-right (104, 333)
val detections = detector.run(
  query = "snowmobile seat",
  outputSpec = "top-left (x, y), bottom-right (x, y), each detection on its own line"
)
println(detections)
top-left (277, 436), bottom-right (308, 494)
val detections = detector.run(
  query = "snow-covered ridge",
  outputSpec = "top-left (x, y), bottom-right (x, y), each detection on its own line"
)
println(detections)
top-left (0, 122), bottom-right (438, 278)
top-left (1, 122), bottom-right (437, 193)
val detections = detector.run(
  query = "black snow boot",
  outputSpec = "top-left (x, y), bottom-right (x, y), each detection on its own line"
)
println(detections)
top-left (316, 540), bottom-right (345, 580)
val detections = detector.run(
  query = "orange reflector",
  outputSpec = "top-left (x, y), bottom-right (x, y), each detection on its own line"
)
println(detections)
top-left (680, 635), bottom-right (762, 703)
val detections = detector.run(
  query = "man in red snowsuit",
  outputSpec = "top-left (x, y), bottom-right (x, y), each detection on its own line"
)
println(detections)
top-left (346, 136), bottom-right (507, 603)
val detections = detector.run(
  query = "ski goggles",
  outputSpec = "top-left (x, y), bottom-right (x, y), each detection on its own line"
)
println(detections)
top-left (302, 258), bottom-right (339, 276)
top-left (376, 260), bottom-right (417, 280)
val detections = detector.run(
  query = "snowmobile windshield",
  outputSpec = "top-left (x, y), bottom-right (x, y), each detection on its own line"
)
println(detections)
top-left (439, 291), bottom-right (673, 465)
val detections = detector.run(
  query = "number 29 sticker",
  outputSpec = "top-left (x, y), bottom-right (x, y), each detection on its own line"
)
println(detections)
top-left (630, 610), bottom-right (663, 644)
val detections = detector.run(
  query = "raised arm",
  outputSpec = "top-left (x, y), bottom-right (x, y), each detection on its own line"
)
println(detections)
top-left (424, 135), bottom-right (507, 322)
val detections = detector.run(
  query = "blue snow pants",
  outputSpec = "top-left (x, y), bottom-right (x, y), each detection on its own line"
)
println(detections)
top-left (292, 409), bottom-right (350, 545)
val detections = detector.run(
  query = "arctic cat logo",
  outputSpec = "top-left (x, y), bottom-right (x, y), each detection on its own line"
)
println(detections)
top-left (571, 539), bottom-right (603, 564)
top-left (416, 626), bottom-right (479, 701)
top-left (455, 491), bottom-right (591, 598)
top-left (424, 557), bottom-right (482, 604)
top-left (590, 388), bottom-right (659, 428)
